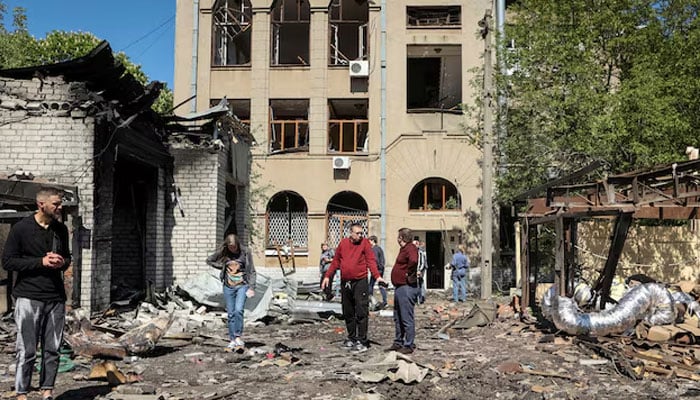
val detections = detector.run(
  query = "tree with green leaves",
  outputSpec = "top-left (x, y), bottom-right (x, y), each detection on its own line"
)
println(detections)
top-left (0, 2), bottom-right (173, 114)
top-left (496, 0), bottom-right (700, 202)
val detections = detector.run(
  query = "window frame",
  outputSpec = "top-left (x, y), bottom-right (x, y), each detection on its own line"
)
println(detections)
top-left (408, 178), bottom-right (461, 211)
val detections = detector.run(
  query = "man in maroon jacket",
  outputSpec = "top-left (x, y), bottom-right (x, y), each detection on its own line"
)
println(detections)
top-left (387, 227), bottom-right (419, 354)
top-left (322, 223), bottom-right (386, 353)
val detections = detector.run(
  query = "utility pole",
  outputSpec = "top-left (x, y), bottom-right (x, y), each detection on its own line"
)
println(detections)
top-left (480, 10), bottom-right (494, 300)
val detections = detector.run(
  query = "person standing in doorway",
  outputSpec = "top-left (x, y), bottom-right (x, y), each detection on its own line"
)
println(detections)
top-left (319, 242), bottom-right (336, 301)
top-left (450, 244), bottom-right (469, 302)
top-left (388, 228), bottom-right (420, 354)
top-left (3, 187), bottom-right (71, 400)
top-left (414, 240), bottom-right (427, 304)
top-left (322, 223), bottom-right (386, 353)
top-left (207, 234), bottom-right (256, 351)
top-left (368, 235), bottom-right (387, 310)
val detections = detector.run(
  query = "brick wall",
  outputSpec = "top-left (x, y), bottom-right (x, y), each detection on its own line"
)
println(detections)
top-left (150, 167), bottom-right (167, 288)
top-left (0, 77), bottom-right (97, 308)
top-left (168, 149), bottom-right (225, 283)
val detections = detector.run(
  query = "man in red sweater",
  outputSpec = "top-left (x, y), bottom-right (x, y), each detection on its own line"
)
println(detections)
top-left (322, 223), bottom-right (386, 353)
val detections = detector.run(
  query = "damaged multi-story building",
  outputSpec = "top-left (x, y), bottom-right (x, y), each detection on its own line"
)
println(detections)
top-left (173, 0), bottom-right (493, 288)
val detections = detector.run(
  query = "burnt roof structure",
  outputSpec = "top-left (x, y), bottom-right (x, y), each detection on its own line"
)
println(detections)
top-left (0, 40), bottom-right (163, 118)
top-left (515, 159), bottom-right (700, 310)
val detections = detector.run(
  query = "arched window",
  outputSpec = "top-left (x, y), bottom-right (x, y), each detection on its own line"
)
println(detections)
top-left (326, 191), bottom-right (368, 247)
top-left (266, 191), bottom-right (308, 249)
top-left (212, 0), bottom-right (252, 65)
top-left (408, 178), bottom-right (461, 211)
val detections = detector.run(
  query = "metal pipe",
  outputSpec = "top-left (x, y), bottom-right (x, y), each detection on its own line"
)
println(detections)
top-left (190, 0), bottom-right (200, 113)
top-left (379, 0), bottom-right (387, 248)
top-left (543, 283), bottom-right (676, 336)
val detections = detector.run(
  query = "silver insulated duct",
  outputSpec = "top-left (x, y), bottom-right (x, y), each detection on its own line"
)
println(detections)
top-left (542, 283), bottom-right (676, 336)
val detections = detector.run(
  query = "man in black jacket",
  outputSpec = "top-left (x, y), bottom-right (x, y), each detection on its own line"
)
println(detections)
top-left (3, 187), bottom-right (71, 400)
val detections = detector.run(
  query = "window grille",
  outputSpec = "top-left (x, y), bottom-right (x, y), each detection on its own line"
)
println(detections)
top-left (267, 211), bottom-right (308, 248)
top-left (326, 212), bottom-right (368, 248)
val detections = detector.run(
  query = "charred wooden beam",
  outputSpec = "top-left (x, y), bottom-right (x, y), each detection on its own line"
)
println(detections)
top-left (514, 160), bottom-right (603, 201)
top-left (608, 159), bottom-right (700, 184)
top-left (594, 211), bottom-right (633, 307)
top-left (555, 216), bottom-right (565, 296)
top-left (574, 337), bottom-right (641, 380)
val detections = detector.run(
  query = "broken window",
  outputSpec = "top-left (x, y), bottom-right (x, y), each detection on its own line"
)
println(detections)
top-left (269, 99), bottom-right (309, 153)
top-left (406, 45), bottom-right (462, 112)
top-left (266, 191), bottom-right (308, 249)
top-left (211, 98), bottom-right (251, 127)
top-left (408, 178), bottom-right (461, 211)
top-left (329, 0), bottom-right (369, 65)
top-left (271, 0), bottom-right (310, 65)
top-left (328, 99), bottom-right (368, 153)
top-left (212, 0), bottom-right (252, 65)
top-left (406, 6), bottom-right (461, 28)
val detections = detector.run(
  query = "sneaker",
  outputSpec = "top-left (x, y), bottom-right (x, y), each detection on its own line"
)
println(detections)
top-left (341, 339), bottom-right (356, 350)
top-left (385, 343), bottom-right (402, 352)
top-left (233, 337), bottom-right (245, 347)
top-left (226, 340), bottom-right (237, 351)
top-left (397, 346), bottom-right (414, 355)
top-left (352, 342), bottom-right (369, 353)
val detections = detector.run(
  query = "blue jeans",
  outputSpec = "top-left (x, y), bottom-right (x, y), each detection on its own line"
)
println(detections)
top-left (393, 284), bottom-right (419, 348)
top-left (452, 269), bottom-right (468, 302)
top-left (224, 284), bottom-right (249, 339)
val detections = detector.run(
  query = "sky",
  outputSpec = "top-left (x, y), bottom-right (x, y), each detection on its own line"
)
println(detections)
top-left (3, 0), bottom-right (176, 88)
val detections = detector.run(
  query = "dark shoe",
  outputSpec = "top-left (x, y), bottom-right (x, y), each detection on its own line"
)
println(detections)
top-left (341, 339), bottom-right (356, 350)
top-left (379, 302), bottom-right (388, 309)
top-left (397, 346), bottom-right (414, 355)
top-left (351, 342), bottom-right (369, 353)
top-left (385, 343), bottom-right (402, 352)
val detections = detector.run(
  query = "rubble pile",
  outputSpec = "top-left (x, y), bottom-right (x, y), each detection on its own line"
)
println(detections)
top-left (0, 276), bottom-right (698, 399)
top-left (538, 277), bottom-right (700, 382)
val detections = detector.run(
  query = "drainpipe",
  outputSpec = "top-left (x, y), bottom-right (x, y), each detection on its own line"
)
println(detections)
top-left (496, 0), bottom-right (506, 121)
top-left (496, 0), bottom-right (505, 38)
top-left (379, 0), bottom-right (387, 248)
top-left (190, 0), bottom-right (200, 113)
top-left (496, 0), bottom-right (506, 154)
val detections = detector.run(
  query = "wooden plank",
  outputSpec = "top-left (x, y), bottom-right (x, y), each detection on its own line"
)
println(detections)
top-left (677, 322), bottom-right (700, 337)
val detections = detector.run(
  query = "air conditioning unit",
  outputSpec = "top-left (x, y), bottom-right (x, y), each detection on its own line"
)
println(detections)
top-left (348, 60), bottom-right (369, 77)
top-left (333, 156), bottom-right (351, 170)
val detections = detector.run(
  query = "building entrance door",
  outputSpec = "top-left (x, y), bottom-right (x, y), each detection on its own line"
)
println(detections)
top-left (426, 231), bottom-right (444, 289)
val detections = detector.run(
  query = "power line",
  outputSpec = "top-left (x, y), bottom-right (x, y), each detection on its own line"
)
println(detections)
top-left (134, 21), bottom-right (173, 60)
top-left (119, 14), bottom-right (175, 53)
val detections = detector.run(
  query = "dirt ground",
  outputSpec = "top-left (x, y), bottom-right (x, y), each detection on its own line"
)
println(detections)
top-left (1, 291), bottom-right (699, 400)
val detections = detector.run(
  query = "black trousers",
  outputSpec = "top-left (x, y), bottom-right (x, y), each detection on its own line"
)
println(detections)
top-left (341, 278), bottom-right (370, 345)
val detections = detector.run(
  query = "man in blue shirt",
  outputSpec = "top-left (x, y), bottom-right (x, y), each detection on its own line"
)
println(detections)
top-left (450, 244), bottom-right (469, 302)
